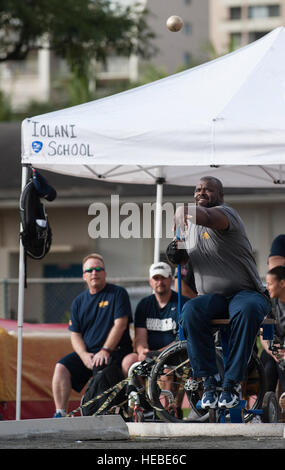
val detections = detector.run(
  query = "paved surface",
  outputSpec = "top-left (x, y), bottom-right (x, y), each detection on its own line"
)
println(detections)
top-left (0, 435), bottom-right (285, 449)
top-left (1, 415), bottom-right (283, 441)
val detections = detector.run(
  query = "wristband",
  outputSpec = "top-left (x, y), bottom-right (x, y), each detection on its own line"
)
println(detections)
top-left (101, 347), bottom-right (112, 354)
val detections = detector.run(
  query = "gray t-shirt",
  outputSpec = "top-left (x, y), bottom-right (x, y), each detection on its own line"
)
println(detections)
top-left (184, 204), bottom-right (264, 296)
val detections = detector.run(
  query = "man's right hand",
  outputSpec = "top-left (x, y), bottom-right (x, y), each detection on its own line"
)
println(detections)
top-left (81, 351), bottom-right (95, 370)
top-left (137, 347), bottom-right (150, 362)
top-left (166, 240), bottom-right (189, 266)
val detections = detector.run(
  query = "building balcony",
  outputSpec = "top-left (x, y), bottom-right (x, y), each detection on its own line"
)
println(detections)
top-left (221, 16), bottom-right (282, 32)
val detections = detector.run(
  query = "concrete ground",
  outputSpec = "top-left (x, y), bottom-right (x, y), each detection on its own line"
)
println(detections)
top-left (0, 435), bottom-right (285, 449)
top-left (0, 417), bottom-right (284, 458)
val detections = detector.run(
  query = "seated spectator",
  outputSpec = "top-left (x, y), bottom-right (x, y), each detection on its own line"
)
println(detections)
top-left (261, 266), bottom-right (285, 416)
top-left (52, 253), bottom-right (133, 417)
top-left (121, 262), bottom-right (189, 377)
top-left (268, 234), bottom-right (285, 270)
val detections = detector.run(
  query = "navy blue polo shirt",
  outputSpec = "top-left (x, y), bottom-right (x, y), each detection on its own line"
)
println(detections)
top-left (69, 283), bottom-right (132, 354)
top-left (134, 290), bottom-right (189, 350)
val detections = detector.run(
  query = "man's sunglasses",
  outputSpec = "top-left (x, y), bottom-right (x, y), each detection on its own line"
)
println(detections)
top-left (84, 266), bottom-right (105, 274)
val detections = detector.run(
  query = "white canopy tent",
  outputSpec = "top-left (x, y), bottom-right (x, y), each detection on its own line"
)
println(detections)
top-left (17, 27), bottom-right (285, 419)
top-left (22, 27), bottom-right (285, 186)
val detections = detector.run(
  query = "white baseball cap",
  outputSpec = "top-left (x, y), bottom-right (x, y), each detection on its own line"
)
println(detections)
top-left (149, 262), bottom-right (172, 279)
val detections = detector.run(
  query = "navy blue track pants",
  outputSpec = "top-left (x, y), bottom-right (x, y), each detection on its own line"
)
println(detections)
top-left (181, 290), bottom-right (271, 384)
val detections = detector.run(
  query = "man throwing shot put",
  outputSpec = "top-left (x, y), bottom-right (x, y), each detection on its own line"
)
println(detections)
top-left (168, 176), bottom-right (271, 410)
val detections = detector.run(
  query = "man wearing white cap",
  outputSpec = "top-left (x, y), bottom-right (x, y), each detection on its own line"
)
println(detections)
top-left (121, 262), bottom-right (189, 376)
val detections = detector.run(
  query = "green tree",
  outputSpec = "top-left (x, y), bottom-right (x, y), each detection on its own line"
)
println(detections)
top-left (0, 0), bottom-right (156, 75)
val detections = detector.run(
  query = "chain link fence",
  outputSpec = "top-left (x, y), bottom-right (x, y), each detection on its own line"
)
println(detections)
top-left (0, 278), bottom-right (152, 324)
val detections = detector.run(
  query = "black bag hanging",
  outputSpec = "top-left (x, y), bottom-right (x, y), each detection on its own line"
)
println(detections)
top-left (19, 168), bottom-right (56, 287)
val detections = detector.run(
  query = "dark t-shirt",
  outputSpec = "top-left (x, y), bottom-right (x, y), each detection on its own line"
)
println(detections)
top-left (69, 283), bottom-right (132, 354)
top-left (134, 290), bottom-right (189, 350)
top-left (269, 234), bottom-right (285, 257)
top-left (270, 298), bottom-right (285, 340)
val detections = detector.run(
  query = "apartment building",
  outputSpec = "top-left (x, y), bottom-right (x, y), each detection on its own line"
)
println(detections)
top-left (210, 0), bottom-right (285, 53)
top-left (145, 0), bottom-right (210, 73)
top-left (147, 0), bottom-right (285, 71)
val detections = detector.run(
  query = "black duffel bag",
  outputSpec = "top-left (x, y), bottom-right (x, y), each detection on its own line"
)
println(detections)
top-left (81, 363), bottom-right (126, 416)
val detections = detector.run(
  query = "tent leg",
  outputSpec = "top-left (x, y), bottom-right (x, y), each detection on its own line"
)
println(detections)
top-left (16, 164), bottom-right (29, 420)
top-left (153, 178), bottom-right (165, 263)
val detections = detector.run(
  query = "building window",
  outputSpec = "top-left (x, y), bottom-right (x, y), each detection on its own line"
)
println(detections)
top-left (184, 22), bottom-right (192, 35)
top-left (248, 5), bottom-right (280, 19)
top-left (248, 31), bottom-right (270, 42)
top-left (229, 7), bottom-right (242, 20)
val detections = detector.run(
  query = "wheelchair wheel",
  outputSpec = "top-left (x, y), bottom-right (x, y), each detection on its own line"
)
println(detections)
top-left (148, 341), bottom-right (222, 423)
top-left (261, 391), bottom-right (279, 423)
top-left (187, 347), bottom-right (224, 421)
top-left (148, 341), bottom-right (266, 423)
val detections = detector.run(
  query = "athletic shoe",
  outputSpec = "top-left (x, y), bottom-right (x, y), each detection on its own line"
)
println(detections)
top-left (218, 382), bottom-right (241, 409)
top-left (201, 376), bottom-right (219, 409)
top-left (279, 392), bottom-right (285, 412)
top-left (53, 410), bottom-right (66, 418)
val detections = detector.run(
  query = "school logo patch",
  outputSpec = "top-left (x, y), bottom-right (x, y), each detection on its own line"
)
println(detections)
top-left (99, 300), bottom-right (109, 308)
top-left (32, 141), bottom-right (43, 153)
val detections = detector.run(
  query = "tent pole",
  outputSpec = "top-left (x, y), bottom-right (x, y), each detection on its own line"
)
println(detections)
top-left (16, 164), bottom-right (29, 420)
top-left (154, 178), bottom-right (165, 263)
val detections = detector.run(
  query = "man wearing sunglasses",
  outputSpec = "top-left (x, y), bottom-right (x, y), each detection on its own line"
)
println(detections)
top-left (52, 253), bottom-right (132, 417)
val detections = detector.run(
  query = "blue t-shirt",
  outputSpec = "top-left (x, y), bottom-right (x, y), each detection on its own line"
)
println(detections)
top-left (134, 290), bottom-right (189, 350)
top-left (69, 283), bottom-right (132, 354)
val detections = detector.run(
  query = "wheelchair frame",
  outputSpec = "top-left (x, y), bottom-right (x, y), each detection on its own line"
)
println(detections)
top-left (123, 318), bottom-right (280, 424)
top-left (75, 319), bottom-right (281, 424)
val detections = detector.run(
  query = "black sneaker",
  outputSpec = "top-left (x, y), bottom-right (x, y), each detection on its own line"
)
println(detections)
top-left (201, 376), bottom-right (219, 409)
top-left (218, 382), bottom-right (241, 409)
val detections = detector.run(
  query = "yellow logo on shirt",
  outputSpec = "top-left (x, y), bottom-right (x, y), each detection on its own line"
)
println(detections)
top-left (202, 232), bottom-right (210, 239)
top-left (99, 300), bottom-right (109, 308)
